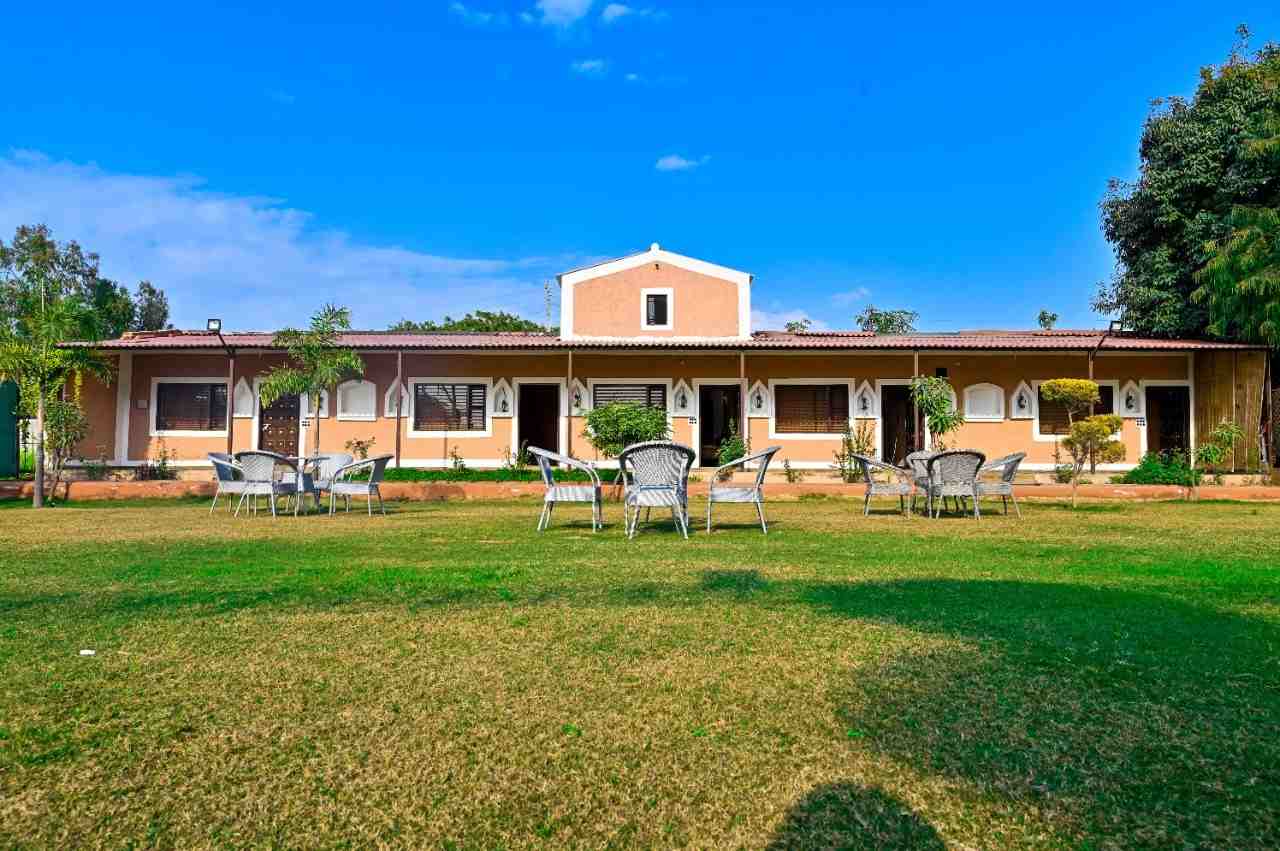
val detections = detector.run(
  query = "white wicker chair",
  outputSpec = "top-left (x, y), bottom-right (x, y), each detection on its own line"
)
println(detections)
top-left (617, 441), bottom-right (696, 539)
top-left (852, 454), bottom-right (915, 517)
top-left (976, 452), bottom-right (1026, 518)
top-left (233, 451), bottom-right (301, 517)
top-left (706, 446), bottom-right (780, 533)
top-left (920, 450), bottom-right (986, 519)
top-left (327, 454), bottom-right (393, 515)
top-left (308, 452), bottom-right (354, 510)
top-left (527, 446), bottom-right (603, 531)
top-left (207, 452), bottom-right (247, 514)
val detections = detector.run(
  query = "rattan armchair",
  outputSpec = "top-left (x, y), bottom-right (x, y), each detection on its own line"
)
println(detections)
top-left (527, 446), bottom-right (604, 531)
top-left (706, 446), bottom-right (781, 533)
top-left (852, 454), bottom-right (915, 517)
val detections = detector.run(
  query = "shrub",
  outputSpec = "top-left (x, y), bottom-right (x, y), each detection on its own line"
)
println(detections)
top-left (1118, 451), bottom-right (1200, 486)
top-left (716, 421), bottom-right (746, 478)
top-left (1060, 414), bottom-right (1125, 507)
top-left (783, 459), bottom-right (806, 483)
top-left (344, 437), bottom-right (376, 460)
top-left (381, 467), bottom-right (593, 483)
top-left (833, 421), bottom-right (876, 482)
top-left (582, 402), bottom-right (670, 457)
top-left (909, 377), bottom-right (963, 450)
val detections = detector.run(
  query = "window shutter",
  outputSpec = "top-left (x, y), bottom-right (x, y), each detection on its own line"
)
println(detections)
top-left (413, 384), bottom-right (487, 431)
top-left (591, 384), bottom-right (667, 410)
top-left (775, 384), bottom-right (848, 433)
top-left (155, 383), bottom-right (227, 431)
top-left (1038, 384), bottom-right (1115, 436)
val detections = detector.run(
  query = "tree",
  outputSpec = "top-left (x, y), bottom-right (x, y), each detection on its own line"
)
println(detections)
top-left (784, 318), bottom-right (812, 333)
top-left (1038, 309), bottom-right (1059, 330)
top-left (856, 305), bottom-right (918, 334)
top-left (132, 281), bottom-right (171, 331)
top-left (0, 226), bottom-right (112, 507)
top-left (1040, 378), bottom-right (1108, 507)
top-left (1096, 30), bottom-right (1280, 338)
top-left (390, 310), bottom-right (547, 333)
top-left (43, 398), bottom-right (89, 503)
top-left (258, 305), bottom-right (365, 459)
top-left (1061, 415), bottom-right (1126, 508)
top-left (909, 376), bottom-right (963, 451)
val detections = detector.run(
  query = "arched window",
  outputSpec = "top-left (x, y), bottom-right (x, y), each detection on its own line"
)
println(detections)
top-left (336, 379), bottom-right (376, 421)
top-left (963, 383), bottom-right (1004, 421)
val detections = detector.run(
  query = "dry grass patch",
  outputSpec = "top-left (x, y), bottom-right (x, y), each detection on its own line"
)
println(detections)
top-left (1, 497), bottom-right (1278, 848)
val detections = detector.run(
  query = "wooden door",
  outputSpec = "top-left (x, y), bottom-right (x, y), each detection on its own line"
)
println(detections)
top-left (698, 386), bottom-right (742, 466)
top-left (259, 393), bottom-right (300, 455)
top-left (1146, 386), bottom-right (1191, 455)
top-left (517, 384), bottom-right (560, 455)
top-left (880, 385), bottom-right (916, 464)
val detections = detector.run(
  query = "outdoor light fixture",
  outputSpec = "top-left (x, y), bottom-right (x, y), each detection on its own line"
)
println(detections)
top-left (1016, 391), bottom-right (1028, 411)
top-left (206, 318), bottom-right (222, 333)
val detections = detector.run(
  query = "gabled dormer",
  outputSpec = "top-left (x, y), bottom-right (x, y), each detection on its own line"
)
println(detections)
top-left (558, 243), bottom-right (752, 340)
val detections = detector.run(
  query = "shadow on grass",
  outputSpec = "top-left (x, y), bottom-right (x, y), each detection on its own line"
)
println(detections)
top-left (766, 783), bottom-right (943, 850)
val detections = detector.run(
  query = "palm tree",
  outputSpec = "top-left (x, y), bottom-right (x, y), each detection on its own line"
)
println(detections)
top-left (258, 304), bottom-right (364, 459)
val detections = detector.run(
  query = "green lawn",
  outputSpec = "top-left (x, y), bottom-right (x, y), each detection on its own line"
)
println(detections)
top-left (1, 497), bottom-right (1278, 848)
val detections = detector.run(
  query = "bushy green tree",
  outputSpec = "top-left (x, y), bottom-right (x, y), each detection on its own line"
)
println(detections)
top-left (390, 310), bottom-right (548, 333)
top-left (258, 305), bottom-right (365, 458)
top-left (582, 402), bottom-right (669, 458)
top-left (1061, 415), bottom-right (1126, 508)
top-left (0, 226), bottom-right (111, 506)
top-left (1038, 309), bottom-right (1058, 330)
top-left (856, 305), bottom-right (918, 334)
top-left (909, 377), bottom-right (963, 450)
top-left (1096, 30), bottom-right (1280, 338)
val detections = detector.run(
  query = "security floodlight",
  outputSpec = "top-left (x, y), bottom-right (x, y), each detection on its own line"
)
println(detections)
top-left (206, 318), bottom-right (222, 333)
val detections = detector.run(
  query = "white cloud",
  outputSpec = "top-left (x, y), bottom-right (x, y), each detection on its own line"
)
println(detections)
top-left (529, 0), bottom-right (594, 27)
top-left (570, 58), bottom-right (607, 75)
top-left (654, 153), bottom-right (709, 172)
top-left (624, 72), bottom-right (642, 82)
top-left (449, 1), bottom-right (510, 26)
top-left (751, 308), bottom-right (830, 332)
top-left (830, 286), bottom-right (871, 306)
top-left (0, 151), bottom-right (572, 330)
top-left (601, 3), bottom-right (661, 23)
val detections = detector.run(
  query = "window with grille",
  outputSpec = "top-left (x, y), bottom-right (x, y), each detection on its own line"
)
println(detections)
top-left (155, 382), bottom-right (227, 431)
top-left (413, 383), bottom-right (487, 431)
top-left (1037, 384), bottom-right (1114, 436)
top-left (592, 383), bottom-right (667, 410)
top-left (645, 293), bottom-right (669, 327)
top-left (775, 384), bottom-right (849, 433)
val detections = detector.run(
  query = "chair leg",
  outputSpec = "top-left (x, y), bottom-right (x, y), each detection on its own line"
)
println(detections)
top-left (210, 490), bottom-right (219, 514)
top-left (1010, 491), bottom-right (1022, 519)
top-left (863, 490), bottom-right (871, 517)
top-left (706, 498), bottom-right (713, 533)
top-left (329, 491), bottom-right (336, 516)
top-left (755, 498), bottom-right (767, 534)
top-left (973, 490), bottom-right (980, 520)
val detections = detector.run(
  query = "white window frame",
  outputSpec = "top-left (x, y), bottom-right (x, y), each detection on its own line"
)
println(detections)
top-left (336, 378), bottom-right (378, 422)
top-left (149, 376), bottom-right (230, 438)
top-left (963, 383), bottom-right (1005, 422)
top-left (640, 287), bottom-right (674, 330)
top-left (406, 377), bottom-right (493, 438)
top-left (1032, 379), bottom-right (1119, 442)
top-left (768, 379), bottom-right (854, 441)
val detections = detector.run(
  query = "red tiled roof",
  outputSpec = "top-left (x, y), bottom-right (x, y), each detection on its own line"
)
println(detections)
top-left (71, 328), bottom-right (1264, 352)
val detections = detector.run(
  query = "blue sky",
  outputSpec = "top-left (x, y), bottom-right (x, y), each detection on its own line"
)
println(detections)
top-left (2, 1), bottom-right (1277, 332)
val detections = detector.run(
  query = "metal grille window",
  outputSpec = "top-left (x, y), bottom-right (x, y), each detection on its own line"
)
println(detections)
top-left (775, 384), bottom-right (849, 433)
top-left (592, 383), bottom-right (667, 410)
top-left (1038, 384), bottom-right (1114, 435)
top-left (414, 383), bottom-right (487, 431)
top-left (155, 382), bottom-right (227, 431)
top-left (645, 293), bottom-right (669, 326)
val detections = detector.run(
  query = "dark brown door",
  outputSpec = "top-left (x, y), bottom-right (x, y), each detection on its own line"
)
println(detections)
top-left (1146, 386), bottom-right (1191, 455)
top-left (517, 384), bottom-right (560, 455)
top-left (880, 385), bottom-right (917, 464)
top-left (259, 393), bottom-right (300, 455)
top-left (698, 385), bottom-right (742, 466)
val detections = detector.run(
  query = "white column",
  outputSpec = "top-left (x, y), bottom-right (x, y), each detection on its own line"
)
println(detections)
top-left (114, 353), bottom-right (133, 464)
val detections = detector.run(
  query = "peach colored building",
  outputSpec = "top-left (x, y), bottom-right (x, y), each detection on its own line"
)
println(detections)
top-left (70, 244), bottom-right (1269, 475)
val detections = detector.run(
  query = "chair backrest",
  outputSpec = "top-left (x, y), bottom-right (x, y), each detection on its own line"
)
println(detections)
top-left (208, 453), bottom-right (241, 482)
top-left (745, 446), bottom-right (781, 489)
top-left (526, 446), bottom-right (559, 487)
top-left (365, 455), bottom-right (393, 485)
top-left (986, 452), bottom-right (1026, 483)
top-left (852, 454), bottom-right (877, 486)
top-left (905, 450), bottom-right (932, 479)
top-left (235, 451), bottom-right (287, 482)
top-left (618, 441), bottom-right (695, 489)
top-left (927, 450), bottom-right (985, 484)
top-left (314, 453), bottom-right (354, 481)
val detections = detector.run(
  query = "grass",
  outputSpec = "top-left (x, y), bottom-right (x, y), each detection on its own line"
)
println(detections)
top-left (1, 497), bottom-right (1278, 848)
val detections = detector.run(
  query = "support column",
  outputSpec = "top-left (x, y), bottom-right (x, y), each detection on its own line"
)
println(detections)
top-left (739, 350), bottom-right (747, 445)
top-left (394, 350), bottom-right (403, 468)
top-left (912, 349), bottom-right (920, 451)
top-left (226, 353), bottom-right (235, 456)
top-left (566, 349), bottom-right (574, 457)
top-left (114, 352), bottom-right (133, 464)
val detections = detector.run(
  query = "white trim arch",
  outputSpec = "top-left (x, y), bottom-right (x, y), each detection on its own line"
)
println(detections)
top-left (963, 383), bottom-right (1005, 422)
top-left (336, 379), bottom-right (377, 422)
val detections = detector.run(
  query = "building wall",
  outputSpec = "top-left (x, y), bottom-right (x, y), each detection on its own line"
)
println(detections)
top-left (82, 347), bottom-right (1214, 472)
top-left (570, 263), bottom-right (742, 338)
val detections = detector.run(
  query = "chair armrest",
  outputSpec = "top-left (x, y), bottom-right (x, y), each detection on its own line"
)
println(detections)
top-left (861, 457), bottom-right (915, 485)
top-left (331, 457), bottom-right (376, 482)
top-left (557, 454), bottom-right (602, 487)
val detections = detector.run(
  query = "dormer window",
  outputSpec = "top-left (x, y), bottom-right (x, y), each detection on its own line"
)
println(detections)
top-left (641, 288), bottom-right (673, 330)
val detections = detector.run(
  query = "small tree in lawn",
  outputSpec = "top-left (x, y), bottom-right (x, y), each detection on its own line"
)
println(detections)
top-left (1060, 415), bottom-right (1125, 507)
top-left (1192, 419), bottom-right (1245, 498)
top-left (1040, 378), bottom-right (1109, 507)
top-left (258, 305), bottom-right (364, 459)
top-left (43, 398), bottom-right (89, 503)
top-left (582, 402), bottom-right (669, 458)
top-left (909, 376), bottom-right (964, 451)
